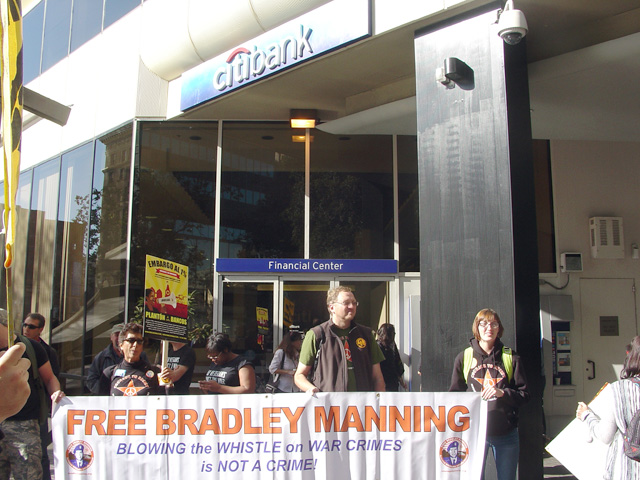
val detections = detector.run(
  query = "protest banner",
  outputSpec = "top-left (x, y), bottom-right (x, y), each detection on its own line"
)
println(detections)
top-left (54, 392), bottom-right (487, 479)
top-left (143, 255), bottom-right (189, 342)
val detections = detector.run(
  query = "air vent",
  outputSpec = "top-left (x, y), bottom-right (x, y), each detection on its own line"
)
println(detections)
top-left (589, 217), bottom-right (624, 258)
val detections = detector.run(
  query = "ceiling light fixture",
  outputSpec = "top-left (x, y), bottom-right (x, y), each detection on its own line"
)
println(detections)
top-left (290, 109), bottom-right (317, 128)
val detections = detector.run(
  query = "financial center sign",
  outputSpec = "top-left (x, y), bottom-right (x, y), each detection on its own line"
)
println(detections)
top-left (180, 0), bottom-right (370, 111)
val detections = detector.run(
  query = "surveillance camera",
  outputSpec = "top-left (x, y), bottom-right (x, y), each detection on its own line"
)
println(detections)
top-left (497, 0), bottom-right (528, 45)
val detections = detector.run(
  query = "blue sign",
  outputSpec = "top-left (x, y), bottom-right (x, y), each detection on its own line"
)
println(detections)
top-left (216, 258), bottom-right (398, 274)
top-left (180, 0), bottom-right (370, 111)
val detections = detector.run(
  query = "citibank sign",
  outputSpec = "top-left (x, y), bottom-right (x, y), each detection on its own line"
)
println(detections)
top-left (180, 0), bottom-right (370, 111)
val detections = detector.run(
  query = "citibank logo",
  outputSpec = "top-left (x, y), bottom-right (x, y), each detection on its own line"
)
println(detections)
top-left (180, 0), bottom-right (370, 111)
top-left (212, 26), bottom-right (313, 92)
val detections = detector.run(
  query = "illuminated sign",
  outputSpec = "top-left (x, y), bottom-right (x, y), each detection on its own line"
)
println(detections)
top-left (216, 258), bottom-right (397, 274)
top-left (180, 0), bottom-right (370, 111)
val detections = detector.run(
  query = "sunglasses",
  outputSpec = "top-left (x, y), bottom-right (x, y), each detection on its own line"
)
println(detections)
top-left (122, 337), bottom-right (144, 345)
top-left (23, 323), bottom-right (40, 330)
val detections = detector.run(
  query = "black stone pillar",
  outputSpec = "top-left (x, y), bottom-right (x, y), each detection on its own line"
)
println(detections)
top-left (415, 5), bottom-right (543, 479)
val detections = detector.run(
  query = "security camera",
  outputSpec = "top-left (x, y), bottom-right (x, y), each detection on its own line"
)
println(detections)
top-left (497, 0), bottom-right (528, 45)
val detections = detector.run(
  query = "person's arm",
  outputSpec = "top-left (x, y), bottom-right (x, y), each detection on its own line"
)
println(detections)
top-left (294, 363), bottom-right (318, 394)
top-left (164, 365), bottom-right (189, 383)
top-left (372, 363), bottom-right (386, 392)
top-left (448, 352), bottom-right (467, 392)
top-left (294, 330), bottom-right (319, 393)
top-left (39, 360), bottom-right (64, 403)
top-left (493, 353), bottom-right (530, 406)
top-left (97, 368), bottom-right (112, 395)
top-left (269, 349), bottom-right (284, 375)
top-left (577, 390), bottom-right (618, 444)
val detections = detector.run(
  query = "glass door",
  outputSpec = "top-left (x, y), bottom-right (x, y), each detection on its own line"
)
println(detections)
top-left (281, 280), bottom-right (332, 335)
top-left (220, 279), bottom-right (277, 386)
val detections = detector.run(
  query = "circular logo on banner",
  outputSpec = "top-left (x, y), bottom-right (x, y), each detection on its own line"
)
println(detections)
top-left (66, 440), bottom-right (94, 471)
top-left (439, 437), bottom-right (469, 468)
top-left (356, 337), bottom-right (367, 349)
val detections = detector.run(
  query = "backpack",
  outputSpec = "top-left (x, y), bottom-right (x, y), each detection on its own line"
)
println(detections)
top-left (623, 378), bottom-right (640, 461)
top-left (462, 346), bottom-right (513, 383)
top-left (17, 334), bottom-right (49, 425)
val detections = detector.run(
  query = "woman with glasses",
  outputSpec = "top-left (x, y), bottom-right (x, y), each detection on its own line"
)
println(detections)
top-left (449, 308), bottom-right (530, 480)
top-left (98, 322), bottom-right (168, 396)
top-left (199, 333), bottom-right (256, 394)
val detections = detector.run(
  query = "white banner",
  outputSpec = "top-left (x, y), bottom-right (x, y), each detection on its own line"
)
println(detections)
top-left (53, 392), bottom-right (487, 479)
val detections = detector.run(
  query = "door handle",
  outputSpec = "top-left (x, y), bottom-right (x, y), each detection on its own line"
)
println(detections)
top-left (587, 360), bottom-right (596, 380)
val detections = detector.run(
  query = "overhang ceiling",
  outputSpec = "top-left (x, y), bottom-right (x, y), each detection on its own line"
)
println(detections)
top-left (177, 0), bottom-right (640, 143)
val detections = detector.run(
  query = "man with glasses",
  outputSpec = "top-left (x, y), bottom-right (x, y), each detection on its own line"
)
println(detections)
top-left (22, 313), bottom-right (59, 480)
top-left (295, 286), bottom-right (385, 393)
top-left (22, 314), bottom-right (59, 378)
top-left (98, 323), bottom-right (168, 396)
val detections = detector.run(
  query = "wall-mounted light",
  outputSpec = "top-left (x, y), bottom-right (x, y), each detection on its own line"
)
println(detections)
top-left (290, 109), bottom-right (317, 128)
top-left (632, 243), bottom-right (639, 260)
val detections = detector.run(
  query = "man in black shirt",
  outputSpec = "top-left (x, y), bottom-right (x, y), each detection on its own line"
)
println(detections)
top-left (165, 341), bottom-right (196, 395)
top-left (22, 313), bottom-right (59, 480)
top-left (0, 309), bottom-right (64, 480)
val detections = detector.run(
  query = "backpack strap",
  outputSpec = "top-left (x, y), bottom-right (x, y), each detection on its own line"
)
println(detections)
top-left (462, 347), bottom-right (474, 382)
top-left (311, 325), bottom-right (326, 379)
top-left (18, 334), bottom-right (49, 425)
top-left (502, 347), bottom-right (513, 382)
top-left (462, 345), bottom-right (513, 383)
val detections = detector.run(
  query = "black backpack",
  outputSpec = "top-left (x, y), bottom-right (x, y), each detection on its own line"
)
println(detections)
top-left (623, 378), bottom-right (640, 461)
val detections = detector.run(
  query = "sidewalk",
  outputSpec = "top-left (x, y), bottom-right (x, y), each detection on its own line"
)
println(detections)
top-left (543, 454), bottom-right (577, 479)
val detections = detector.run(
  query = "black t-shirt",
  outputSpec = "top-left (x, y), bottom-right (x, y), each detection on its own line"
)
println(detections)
top-left (99, 359), bottom-right (164, 396)
top-left (167, 344), bottom-right (196, 395)
top-left (205, 356), bottom-right (253, 393)
top-left (2, 336), bottom-right (49, 421)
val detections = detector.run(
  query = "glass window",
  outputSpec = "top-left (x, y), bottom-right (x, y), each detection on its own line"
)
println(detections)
top-left (0, 171), bottom-right (34, 317)
top-left (310, 132), bottom-right (394, 259)
top-left (220, 123), bottom-right (304, 258)
top-left (104, 0), bottom-right (140, 29)
top-left (398, 135), bottom-right (419, 272)
top-left (49, 143), bottom-right (94, 391)
top-left (339, 280), bottom-right (389, 332)
top-left (23, 159), bottom-right (60, 319)
top-left (41, 0), bottom-right (72, 72)
top-left (132, 121), bottom-right (217, 350)
top-left (23, 2), bottom-right (44, 82)
top-left (70, 0), bottom-right (103, 52)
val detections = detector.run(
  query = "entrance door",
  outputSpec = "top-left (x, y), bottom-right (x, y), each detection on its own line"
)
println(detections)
top-left (220, 279), bottom-right (276, 385)
top-left (281, 280), bottom-right (331, 334)
top-left (581, 278), bottom-right (637, 400)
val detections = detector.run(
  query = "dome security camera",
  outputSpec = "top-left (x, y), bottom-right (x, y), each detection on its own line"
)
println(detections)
top-left (497, 0), bottom-right (528, 45)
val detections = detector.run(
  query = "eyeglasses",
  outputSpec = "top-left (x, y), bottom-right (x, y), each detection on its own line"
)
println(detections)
top-left (23, 323), bottom-right (40, 330)
top-left (333, 301), bottom-right (359, 307)
top-left (478, 321), bottom-right (499, 329)
top-left (208, 352), bottom-right (222, 361)
top-left (123, 337), bottom-right (144, 345)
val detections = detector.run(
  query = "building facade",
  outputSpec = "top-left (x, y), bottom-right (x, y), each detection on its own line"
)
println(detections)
top-left (2, 0), bottom-right (640, 476)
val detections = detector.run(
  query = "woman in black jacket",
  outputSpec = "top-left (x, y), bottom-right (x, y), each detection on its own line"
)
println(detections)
top-left (449, 308), bottom-right (529, 480)
top-left (376, 323), bottom-right (405, 391)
